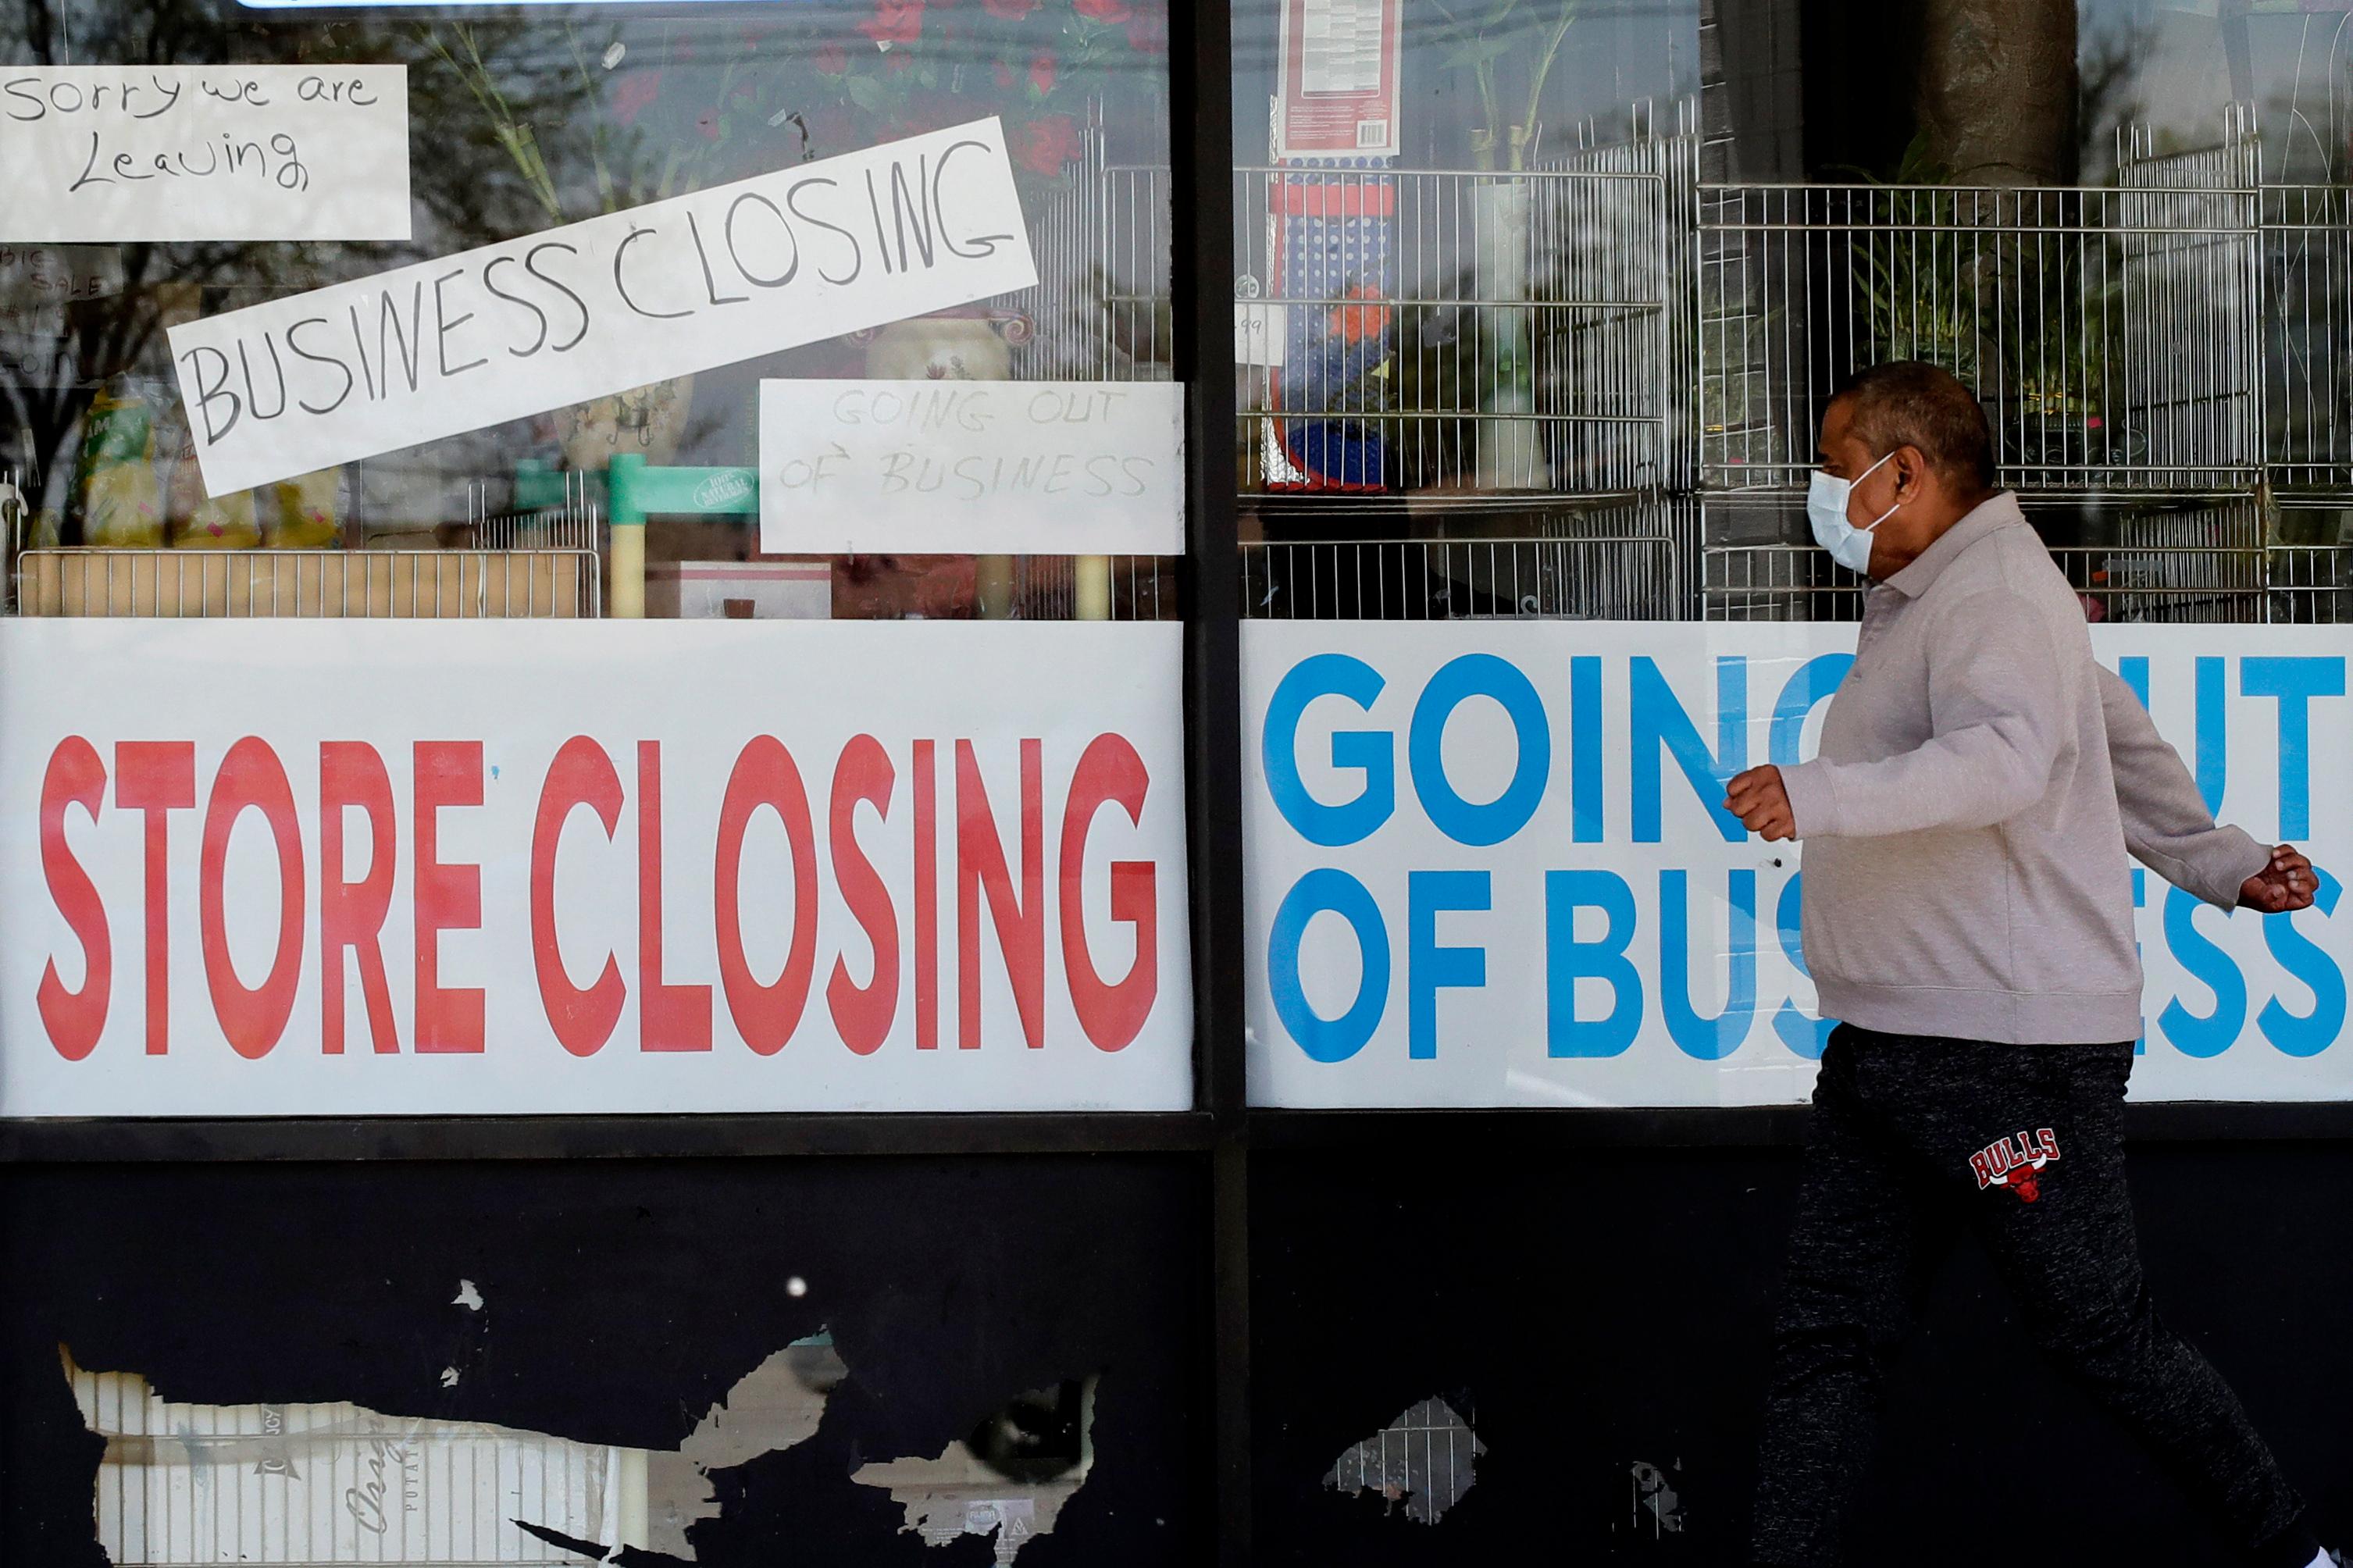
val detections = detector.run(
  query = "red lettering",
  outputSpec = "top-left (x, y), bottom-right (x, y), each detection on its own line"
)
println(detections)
top-left (1059, 735), bottom-right (1157, 1053)
top-left (2037, 1127), bottom-right (2060, 1161)
top-left (532, 737), bottom-right (625, 1057)
top-left (116, 741), bottom-right (194, 1055)
top-left (1969, 1150), bottom-right (1993, 1188)
top-left (198, 737), bottom-right (304, 1060)
top-left (914, 738), bottom-right (938, 1050)
top-left (956, 739), bottom-right (1043, 1050)
top-left (37, 738), bottom-right (110, 1060)
top-left (320, 742), bottom-right (399, 1055)
top-left (636, 741), bottom-right (710, 1051)
top-left (413, 741), bottom-right (484, 1053)
top-left (828, 736), bottom-right (899, 1056)
top-left (714, 736), bottom-right (818, 1055)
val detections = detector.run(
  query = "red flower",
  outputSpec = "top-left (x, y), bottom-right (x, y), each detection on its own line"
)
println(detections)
top-left (813, 41), bottom-right (850, 74)
top-left (1028, 48), bottom-right (1056, 94)
top-left (1074, 0), bottom-right (1132, 22)
top-left (1125, 11), bottom-right (1167, 51)
top-left (611, 71), bottom-right (661, 127)
top-left (857, 0), bottom-right (925, 48)
top-left (1013, 112), bottom-right (1080, 176)
top-left (993, 59), bottom-right (1018, 89)
top-left (982, 0), bottom-right (1039, 16)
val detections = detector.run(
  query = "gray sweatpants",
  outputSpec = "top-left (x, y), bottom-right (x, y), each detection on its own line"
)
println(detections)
top-left (1749, 1026), bottom-right (2314, 1568)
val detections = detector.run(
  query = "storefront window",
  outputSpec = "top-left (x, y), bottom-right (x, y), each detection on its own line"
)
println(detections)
top-left (1, 0), bottom-right (1175, 622)
top-left (1229, 0), bottom-right (2353, 625)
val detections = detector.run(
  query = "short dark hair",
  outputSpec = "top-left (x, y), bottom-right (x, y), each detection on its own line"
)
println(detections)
top-left (1831, 360), bottom-right (1997, 490)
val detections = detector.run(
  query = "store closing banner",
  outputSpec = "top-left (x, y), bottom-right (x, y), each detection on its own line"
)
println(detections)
top-left (0, 621), bottom-right (1191, 1117)
top-left (1243, 622), bottom-right (2353, 1107)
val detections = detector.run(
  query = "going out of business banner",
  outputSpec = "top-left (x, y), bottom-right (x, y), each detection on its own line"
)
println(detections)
top-left (1243, 621), bottom-right (2353, 1107)
top-left (0, 620), bottom-right (1190, 1116)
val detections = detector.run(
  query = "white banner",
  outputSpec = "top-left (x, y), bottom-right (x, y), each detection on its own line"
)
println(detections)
top-left (166, 119), bottom-right (1037, 498)
top-left (0, 620), bottom-right (1189, 1116)
top-left (1243, 621), bottom-right (2353, 1107)
top-left (758, 379), bottom-right (1185, 555)
top-left (0, 66), bottom-right (410, 243)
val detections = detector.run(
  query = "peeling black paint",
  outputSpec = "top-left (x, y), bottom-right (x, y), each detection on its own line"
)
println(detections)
top-left (1, 1157), bottom-right (1203, 1567)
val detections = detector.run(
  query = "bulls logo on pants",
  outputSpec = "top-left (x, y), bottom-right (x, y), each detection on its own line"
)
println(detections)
top-left (1968, 1128), bottom-right (2060, 1203)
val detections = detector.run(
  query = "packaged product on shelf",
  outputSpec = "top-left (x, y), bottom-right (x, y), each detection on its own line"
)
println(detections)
top-left (266, 467), bottom-right (345, 549)
top-left (73, 378), bottom-right (165, 547)
top-left (162, 406), bottom-right (260, 548)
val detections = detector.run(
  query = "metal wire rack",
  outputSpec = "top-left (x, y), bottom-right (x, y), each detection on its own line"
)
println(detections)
top-left (1241, 497), bottom-right (1700, 620)
top-left (461, 469), bottom-right (603, 554)
top-left (2263, 181), bottom-right (2353, 489)
top-left (1235, 158), bottom-right (1677, 496)
top-left (1700, 493), bottom-right (2348, 624)
top-left (15, 547), bottom-right (600, 618)
top-left (1699, 124), bottom-right (2266, 492)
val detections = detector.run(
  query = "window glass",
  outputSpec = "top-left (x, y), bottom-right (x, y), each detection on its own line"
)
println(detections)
top-left (1, 0), bottom-right (1175, 622)
top-left (1231, 0), bottom-right (2353, 625)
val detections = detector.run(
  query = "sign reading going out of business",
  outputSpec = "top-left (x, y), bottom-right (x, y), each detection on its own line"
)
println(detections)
top-left (0, 619), bottom-right (1190, 1117)
top-left (166, 119), bottom-right (1036, 499)
top-left (0, 66), bottom-right (411, 244)
top-left (1244, 621), bottom-right (2353, 1108)
top-left (758, 379), bottom-right (1185, 556)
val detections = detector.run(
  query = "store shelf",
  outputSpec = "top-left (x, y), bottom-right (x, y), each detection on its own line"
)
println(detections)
top-left (14, 547), bottom-right (600, 619)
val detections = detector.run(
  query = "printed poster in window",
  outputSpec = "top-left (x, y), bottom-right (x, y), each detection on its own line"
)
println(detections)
top-left (1275, 0), bottom-right (1403, 161)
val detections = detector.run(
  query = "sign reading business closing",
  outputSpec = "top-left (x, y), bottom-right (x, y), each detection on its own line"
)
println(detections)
top-left (1244, 622), bottom-right (2353, 1107)
top-left (0, 621), bottom-right (1190, 1116)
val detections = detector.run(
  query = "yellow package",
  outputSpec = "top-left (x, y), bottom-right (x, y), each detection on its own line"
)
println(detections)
top-left (267, 467), bottom-right (343, 549)
top-left (75, 383), bottom-right (164, 547)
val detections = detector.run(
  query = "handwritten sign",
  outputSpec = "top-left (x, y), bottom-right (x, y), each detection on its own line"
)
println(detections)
top-left (167, 119), bottom-right (1036, 499)
top-left (0, 66), bottom-right (409, 244)
top-left (758, 379), bottom-right (1184, 555)
top-left (0, 244), bottom-right (123, 307)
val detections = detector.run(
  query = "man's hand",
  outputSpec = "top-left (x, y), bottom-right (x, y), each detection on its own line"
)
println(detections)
top-left (1724, 764), bottom-right (1797, 842)
top-left (2239, 844), bottom-right (2317, 914)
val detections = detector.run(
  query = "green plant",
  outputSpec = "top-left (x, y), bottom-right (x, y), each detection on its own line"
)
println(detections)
top-left (1423, 0), bottom-right (1578, 170)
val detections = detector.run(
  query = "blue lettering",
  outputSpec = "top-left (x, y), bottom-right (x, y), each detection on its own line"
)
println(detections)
top-left (1262, 654), bottom-right (1393, 846)
top-left (2259, 868), bottom-right (2344, 1058)
top-left (1631, 656), bottom-right (1747, 843)
top-left (1407, 870), bottom-right (1488, 1060)
top-left (1571, 654), bottom-right (1602, 843)
top-left (1771, 872), bottom-right (1830, 1059)
top-left (1662, 868), bottom-right (1757, 1060)
top-left (2241, 656), bottom-right (2344, 839)
top-left (2196, 655), bottom-right (2226, 816)
top-left (1408, 654), bottom-right (1551, 846)
top-left (1769, 654), bottom-right (1853, 768)
top-left (1267, 869), bottom-right (1389, 1062)
top-left (2158, 886), bottom-right (2246, 1059)
top-left (1545, 869), bottom-right (1642, 1057)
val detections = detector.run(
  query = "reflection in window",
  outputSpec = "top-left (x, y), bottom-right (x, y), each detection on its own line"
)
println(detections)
top-left (1230, 0), bottom-right (2353, 628)
top-left (0, 0), bottom-right (1176, 622)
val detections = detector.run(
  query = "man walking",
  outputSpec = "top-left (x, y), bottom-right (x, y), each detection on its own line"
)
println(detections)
top-left (1724, 361), bottom-right (2333, 1568)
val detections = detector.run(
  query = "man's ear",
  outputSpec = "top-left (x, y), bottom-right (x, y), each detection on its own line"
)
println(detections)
top-left (1892, 445), bottom-right (1929, 500)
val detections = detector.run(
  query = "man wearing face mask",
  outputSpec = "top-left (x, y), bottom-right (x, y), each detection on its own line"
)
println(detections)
top-left (1723, 362), bottom-right (2333, 1568)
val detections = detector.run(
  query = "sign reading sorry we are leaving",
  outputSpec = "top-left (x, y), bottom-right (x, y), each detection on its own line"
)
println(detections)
top-left (0, 66), bottom-right (411, 244)
top-left (167, 119), bottom-right (1037, 498)
top-left (758, 379), bottom-right (1185, 554)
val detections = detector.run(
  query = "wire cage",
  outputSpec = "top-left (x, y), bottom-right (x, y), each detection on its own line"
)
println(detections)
top-left (1241, 496), bottom-right (1701, 621)
top-left (2262, 181), bottom-right (2353, 490)
top-left (1235, 152), bottom-right (1678, 497)
top-left (1700, 113), bottom-right (2267, 493)
top-left (1696, 492), bottom-right (2337, 623)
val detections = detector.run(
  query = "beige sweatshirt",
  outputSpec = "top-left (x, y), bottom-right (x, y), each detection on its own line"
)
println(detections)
top-left (1779, 492), bottom-right (2269, 1045)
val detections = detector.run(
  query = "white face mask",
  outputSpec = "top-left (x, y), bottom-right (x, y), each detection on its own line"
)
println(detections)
top-left (1806, 451), bottom-right (1900, 574)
